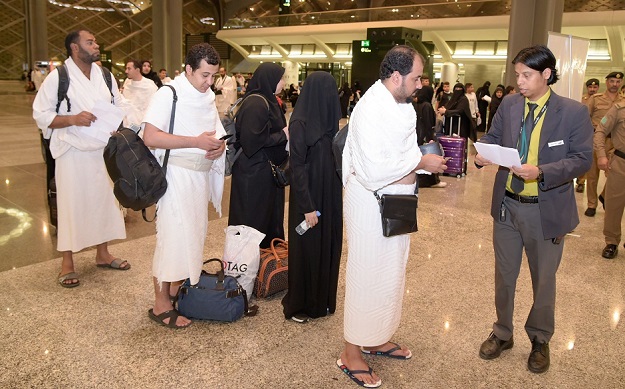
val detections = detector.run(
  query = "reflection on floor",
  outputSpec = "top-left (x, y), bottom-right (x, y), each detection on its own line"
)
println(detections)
top-left (1, 81), bottom-right (623, 388)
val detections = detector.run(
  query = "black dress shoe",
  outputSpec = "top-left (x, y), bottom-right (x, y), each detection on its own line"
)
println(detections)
top-left (528, 341), bottom-right (550, 373)
top-left (584, 208), bottom-right (596, 217)
top-left (602, 244), bottom-right (618, 259)
top-left (479, 332), bottom-right (514, 360)
top-left (576, 184), bottom-right (584, 193)
top-left (599, 194), bottom-right (605, 209)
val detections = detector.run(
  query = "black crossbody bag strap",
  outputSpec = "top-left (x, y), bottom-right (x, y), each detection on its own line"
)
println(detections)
top-left (141, 84), bottom-right (177, 222)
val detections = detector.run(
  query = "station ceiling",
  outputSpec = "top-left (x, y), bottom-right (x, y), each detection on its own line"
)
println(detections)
top-left (1, 0), bottom-right (624, 78)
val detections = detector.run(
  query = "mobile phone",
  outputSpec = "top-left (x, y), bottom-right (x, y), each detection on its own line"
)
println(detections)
top-left (219, 134), bottom-right (233, 140)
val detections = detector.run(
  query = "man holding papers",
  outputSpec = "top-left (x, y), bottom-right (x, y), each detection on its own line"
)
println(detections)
top-left (33, 30), bottom-right (129, 288)
top-left (474, 45), bottom-right (592, 374)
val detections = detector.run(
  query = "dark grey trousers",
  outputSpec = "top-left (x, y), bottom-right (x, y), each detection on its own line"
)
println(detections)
top-left (491, 196), bottom-right (564, 344)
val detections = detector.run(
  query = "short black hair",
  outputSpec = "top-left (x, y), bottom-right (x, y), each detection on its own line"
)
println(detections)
top-left (126, 59), bottom-right (141, 70)
top-left (379, 45), bottom-right (424, 80)
top-left (421, 74), bottom-right (430, 81)
top-left (512, 45), bottom-right (559, 85)
top-left (65, 29), bottom-right (91, 58)
top-left (185, 43), bottom-right (220, 71)
top-left (159, 68), bottom-right (167, 73)
top-left (465, 82), bottom-right (473, 88)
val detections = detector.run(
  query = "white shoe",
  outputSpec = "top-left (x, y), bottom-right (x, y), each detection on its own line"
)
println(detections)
top-left (431, 181), bottom-right (448, 188)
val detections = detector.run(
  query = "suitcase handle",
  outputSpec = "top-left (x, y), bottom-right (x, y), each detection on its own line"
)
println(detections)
top-left (270, 238), bottom-right (288, 269)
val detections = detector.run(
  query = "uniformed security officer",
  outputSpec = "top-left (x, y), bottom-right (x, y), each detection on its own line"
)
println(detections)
top-left (595, 98), bottom-right (625, 258)
top-left (577, 78), bottom-right (600, 192)
top-left (584, 71), bottom-right (624, 217)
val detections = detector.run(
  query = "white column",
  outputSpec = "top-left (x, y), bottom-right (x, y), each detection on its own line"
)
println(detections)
top-left (441, 62), bottom-right (459, 84)
top-left (281, 61), bottom-right (300, 88)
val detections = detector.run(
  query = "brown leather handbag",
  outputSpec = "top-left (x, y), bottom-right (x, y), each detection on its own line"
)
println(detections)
top-left (254, 238), bottom-right (288, 298)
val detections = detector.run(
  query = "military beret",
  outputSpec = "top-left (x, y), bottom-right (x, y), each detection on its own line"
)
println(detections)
top-left (586, 78), bottom-right (600, 87)
top-left (605, 71), bottom-right (624, 80)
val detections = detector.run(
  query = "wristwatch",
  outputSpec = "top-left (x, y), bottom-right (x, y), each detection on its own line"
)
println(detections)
top-left (537, 167), bottom-right (544, 183)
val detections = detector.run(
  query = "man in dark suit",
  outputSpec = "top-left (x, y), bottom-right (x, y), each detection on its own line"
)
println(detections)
top-left (475, 45), bottom-right (593, 374)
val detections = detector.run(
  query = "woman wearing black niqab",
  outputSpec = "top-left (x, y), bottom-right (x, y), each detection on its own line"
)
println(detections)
top-left (228, 63), bottom-right (289, 248)
top-left (282, 71), bottom-right (343, 322)
top-left (438, 83), bottom-right (476, 141)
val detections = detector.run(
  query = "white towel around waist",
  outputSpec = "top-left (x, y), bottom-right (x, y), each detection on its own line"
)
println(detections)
top-left (167, 153), bottom-right (213, 171)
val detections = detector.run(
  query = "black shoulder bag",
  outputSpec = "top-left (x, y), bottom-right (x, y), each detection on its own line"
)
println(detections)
top-left (373, 176), bottom-right (419, 237)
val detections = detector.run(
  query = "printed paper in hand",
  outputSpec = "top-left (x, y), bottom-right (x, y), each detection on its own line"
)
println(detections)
top-left (87, 100), bottom-right (125, 144)
top-left (474, 142), bottom-right (522, 168)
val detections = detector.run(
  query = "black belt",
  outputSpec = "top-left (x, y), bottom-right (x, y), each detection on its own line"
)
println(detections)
top-left (505, 191), bottom-right (539, 204)
top-left (615, 149), bottom-right (625, 160)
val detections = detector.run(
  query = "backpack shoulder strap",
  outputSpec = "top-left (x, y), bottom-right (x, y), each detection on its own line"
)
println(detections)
top-left (100, 66), bottom-right (114, 100)
top-left (56, 64), bottom-right (70, 113)
top-left (159, 84), bottom-right (178, 172)
top-left (247, 93), bottom-right (270, 112)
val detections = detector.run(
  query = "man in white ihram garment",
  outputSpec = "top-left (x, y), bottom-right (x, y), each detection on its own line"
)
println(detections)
top-left (33, 29), bottom-right (130, 288)
top-left (213, 67), bottom-right (237, 115)
top-left (338, 45), bottom-right (447, 388)
top-left (143, 43), bottom-right (227, 328)
top-left (121, 59), bottom-right (157, 132)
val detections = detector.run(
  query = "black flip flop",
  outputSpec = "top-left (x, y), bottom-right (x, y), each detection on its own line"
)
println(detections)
top-left (336, 359), bottom-right (381, 388)
top-left (361, 341), bottom-right (412, 359)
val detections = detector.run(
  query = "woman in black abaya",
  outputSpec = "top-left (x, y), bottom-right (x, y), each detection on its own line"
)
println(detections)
top-left (438, 83), bottom-right (476, 142)
top-left (339, 82), bottom-right (352, 118)
top-left (475, 81), bottom-right (491, 132)
top-left (228, 63), bottom-right (289, 248)
top-left (282, 71), bottom-right (343, 323)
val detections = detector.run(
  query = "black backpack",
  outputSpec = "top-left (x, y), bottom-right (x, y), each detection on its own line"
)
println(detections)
top-left (221, 93), bottom-right (269, 176)
top-left (103, 85), bottom-right (177, 221)
top-left (332, 123), bottom-right (349, 179)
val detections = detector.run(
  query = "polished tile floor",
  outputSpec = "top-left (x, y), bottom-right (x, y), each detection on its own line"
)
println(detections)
top-left (0, 81), bottom-right (623, 388)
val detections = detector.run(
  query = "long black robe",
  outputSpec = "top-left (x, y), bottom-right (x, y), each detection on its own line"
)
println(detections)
top-left (487, 89), bottom-right (504, 132)
top-left (281, 72), bottom-right (343, 319)
top-left (228, 63), bottom-right (288, 249)
top-left (339, 84), bottom-right (352, 118)
top-left (475, 82), bottom-right (491, 132)
top-left (444, 95), bottom-right (476, 141)
top-left (413, 100), bottom-right (441, 187)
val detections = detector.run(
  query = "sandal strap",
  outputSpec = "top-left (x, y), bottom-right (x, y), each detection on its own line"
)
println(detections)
top-left (109, 258), bottom-right (127, 268)
top-left (348, 367), bottom-right (373, 376)
top-left (154, 309), bottom-right (182, 328)
top-left (58, 272), bottom-right (79, 282)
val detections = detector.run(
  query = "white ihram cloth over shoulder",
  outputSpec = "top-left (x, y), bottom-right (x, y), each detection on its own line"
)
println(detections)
top-left (122, 76), bottom-right (157, 129)
top-left (342, 79), bottom-right (422, 346)
top-left (32, 57), bottom-right (125, 252)
top-left (143, 74), bottom-right (226, 284)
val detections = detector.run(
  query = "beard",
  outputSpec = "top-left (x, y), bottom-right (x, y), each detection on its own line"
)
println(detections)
top-left (77, 46), bottom-right (99, 64)
top-left (399, 83), bottom-right (415, 103)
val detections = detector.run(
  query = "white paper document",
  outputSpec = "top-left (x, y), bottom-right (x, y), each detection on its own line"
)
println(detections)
top-left (474, 142), bottom-right (522, 168)
top-left (86, 100), bottom-right (125, 144)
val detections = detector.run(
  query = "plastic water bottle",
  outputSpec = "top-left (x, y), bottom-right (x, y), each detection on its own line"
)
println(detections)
top-left (295, 211), bottom-right (321, 235)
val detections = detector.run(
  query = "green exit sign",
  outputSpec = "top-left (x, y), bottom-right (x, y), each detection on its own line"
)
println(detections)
top-left (361, 40), bottom-right (370, 47)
